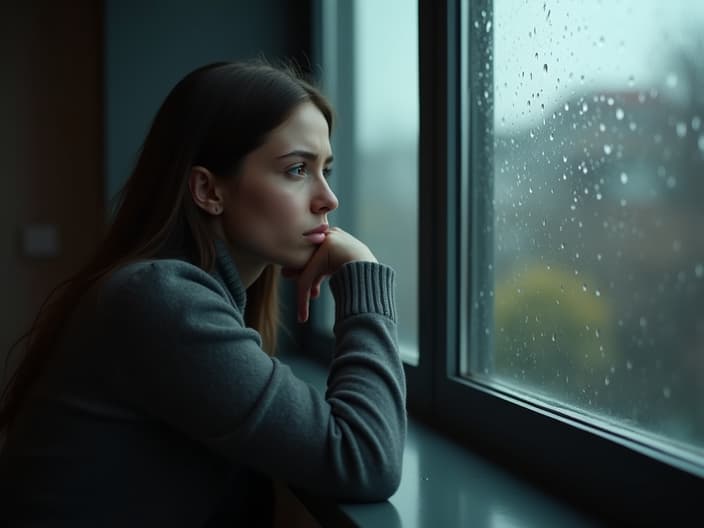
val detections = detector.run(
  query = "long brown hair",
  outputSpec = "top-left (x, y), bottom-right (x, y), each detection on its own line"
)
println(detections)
top-left (0, 60), bottom-right (334, 433)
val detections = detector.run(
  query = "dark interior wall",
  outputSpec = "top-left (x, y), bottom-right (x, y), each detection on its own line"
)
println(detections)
top-left (104, 0), bottom-right (312, 203)
top-left (0, 1), bottom-right (104, 370)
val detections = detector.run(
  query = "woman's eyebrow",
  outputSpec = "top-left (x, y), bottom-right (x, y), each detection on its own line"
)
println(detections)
top-left (277, 150), bottom-right (334, 164)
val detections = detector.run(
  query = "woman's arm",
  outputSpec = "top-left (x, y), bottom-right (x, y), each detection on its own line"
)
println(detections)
top-left (101, 257), bottom-right (405, 502)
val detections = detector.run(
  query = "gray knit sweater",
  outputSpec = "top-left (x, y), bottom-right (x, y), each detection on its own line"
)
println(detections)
top-left (0, 240), bottom-right (406, 526)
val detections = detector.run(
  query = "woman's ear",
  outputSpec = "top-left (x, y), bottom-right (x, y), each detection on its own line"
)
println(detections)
top-left (188, 166), bottom-right (224, 215)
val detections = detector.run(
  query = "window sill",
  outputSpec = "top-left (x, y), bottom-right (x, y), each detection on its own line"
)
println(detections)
top-left (280, 351), bottom-right (597, 527)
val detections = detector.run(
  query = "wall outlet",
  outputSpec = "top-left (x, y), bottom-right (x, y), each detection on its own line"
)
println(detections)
top-left (20, 224), bottom-right (60, 258)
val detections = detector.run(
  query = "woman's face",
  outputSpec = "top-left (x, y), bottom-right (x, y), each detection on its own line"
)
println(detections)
top-left (218, 101), bottom-right (338, 273)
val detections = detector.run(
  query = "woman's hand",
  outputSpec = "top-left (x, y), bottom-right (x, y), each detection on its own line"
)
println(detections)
top-left (282, 227), bottom-right (377, 323)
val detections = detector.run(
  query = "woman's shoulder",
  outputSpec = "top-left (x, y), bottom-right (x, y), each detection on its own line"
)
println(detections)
top-left (97, 258), bottom-right (231, 318)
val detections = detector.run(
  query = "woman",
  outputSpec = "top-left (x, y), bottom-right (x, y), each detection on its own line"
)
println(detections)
top-left (0, 61), bottom-right (406, 526)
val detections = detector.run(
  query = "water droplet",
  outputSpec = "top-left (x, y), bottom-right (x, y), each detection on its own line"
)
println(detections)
top-left (673, 240), bottom-right (682, 252)
top-left (626, 360), bottom-right (633, 370)
top-left (551, 333), bottom-right (557, 343)
top-left (676, 122), bottom-right (687, 138)
top-left (599, 123), bottom-right (606, 132)
top-left (620, 172), bottom-right (628, 184)
top-left (543, 63), bottom-right (548, 73)
top-left (596, 192), bottom-right (602, 200)
top-left (562, 155), bottom-right (568, 163)
top-left (597, 253), bottom-right (602, 261)
top-left (603, 144), bottom-right (612, 155)
top-left (582, 284), bottom-right (588, 292)
top-left (627, 74), bottom-right (635, 86)
top-left (692, 116), bottom-right (701, 131)
top-left (615, 108), bottom-right (624, 120)
top-left (486, 20), bottom-right (492, 33)
top-left (595, 328), bottom-right (600, 338)
top-left (629, 122), bottom-right (637, 131)
top-left (549, 133), bottom-right (554, 141)
top-left (582, 102), bottom-right (588, 113)
top-left (595, 289), bottom-right (601, 297)
top-left (564, 103), bottom-right (570, 111)
top-left (663, 386), bottom-right (671, 398)
top-left (607, 97), bottom-right (614, 106)
top-left (695, 264), bottom-right (703, 278)
top-left (698, 135), bottom-right (704, 152)
top-left (666, 176), bottom-right (677, 189)
top-left (620, 199), bottom-right (627, 207)
top-left (604, 377), bottom-right (610, 386)
top-left (639, 316), bottom-right (647, 328)
top-left (530, 129), bottom-right (535, 138)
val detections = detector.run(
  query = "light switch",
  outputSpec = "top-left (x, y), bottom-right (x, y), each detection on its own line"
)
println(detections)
top-left (21, 224), bottom-right (60, 258)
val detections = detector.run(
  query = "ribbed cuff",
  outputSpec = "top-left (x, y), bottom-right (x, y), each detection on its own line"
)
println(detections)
top-left (329, 261), bottom-right (397, 322)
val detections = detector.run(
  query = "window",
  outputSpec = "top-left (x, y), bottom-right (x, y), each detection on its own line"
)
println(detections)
top-left (312, 0), bottom-right (704, 521)
top-left (463, 0), bottom-right (704, 463)
top-left (315, 0), bottom-right (420, 365)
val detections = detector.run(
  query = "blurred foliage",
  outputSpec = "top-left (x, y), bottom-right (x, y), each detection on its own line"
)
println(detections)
top-left (493, 261), bottom-right (619, 406)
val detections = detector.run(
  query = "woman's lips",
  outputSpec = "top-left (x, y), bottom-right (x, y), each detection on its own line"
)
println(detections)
top-left (304, 232), bottom-right (326, 244)
top-left (303, 224), bottom-right (328, 244)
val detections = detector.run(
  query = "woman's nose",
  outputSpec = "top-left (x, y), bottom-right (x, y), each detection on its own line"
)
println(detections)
top-left (311, 177), bottom-right (339, 214)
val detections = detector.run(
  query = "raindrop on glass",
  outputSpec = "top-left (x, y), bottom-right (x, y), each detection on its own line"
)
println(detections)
top-left (603, 144), bottom-right (612, 155)
top-left (620, 172), bottom-right (628, 184)
top-left (698, 135), bottom-right (704, 152)
top-left (676, 122), bottom-right (687, 138)
top-left (543, 63), bottom-right (548, 73)
top-left (615, 108), bottom-right (624, 120)
top-left (695, 264), bottom-right (704, 278)
top-left (663, 386), bottom-right (671, 398)
top-left (692, 116), bottom-right (701, 131)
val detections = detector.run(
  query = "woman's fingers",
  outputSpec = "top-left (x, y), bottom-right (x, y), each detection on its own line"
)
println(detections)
top-left (285, 227), bottom-right (378, 323)
top-left (296, 245), bottom-right (330, 322)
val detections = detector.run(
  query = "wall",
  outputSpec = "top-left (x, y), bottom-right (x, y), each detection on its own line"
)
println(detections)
top-left (104, 0), bottom-right (310, 202)
top-left (0, 1), bottom-right (104, 374)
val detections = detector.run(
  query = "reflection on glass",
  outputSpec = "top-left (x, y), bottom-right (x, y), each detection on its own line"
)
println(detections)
top-left (354, 0), bottom-right (419, 363)
top-left (473, 1), bottom-right (704, 456)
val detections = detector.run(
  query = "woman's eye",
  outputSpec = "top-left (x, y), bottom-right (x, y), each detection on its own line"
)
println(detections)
top-left (286, 164), bottom-right (307, 178)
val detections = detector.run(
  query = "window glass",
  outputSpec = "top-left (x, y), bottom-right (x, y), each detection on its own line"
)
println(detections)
top-left (319, 0), bottom-right (419, 364)
top-left (465, 0), bottom-right (704, 457)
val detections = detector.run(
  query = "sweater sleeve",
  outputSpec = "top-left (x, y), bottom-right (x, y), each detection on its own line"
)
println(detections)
top-left (101, 260), bottom-right (406, 502)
